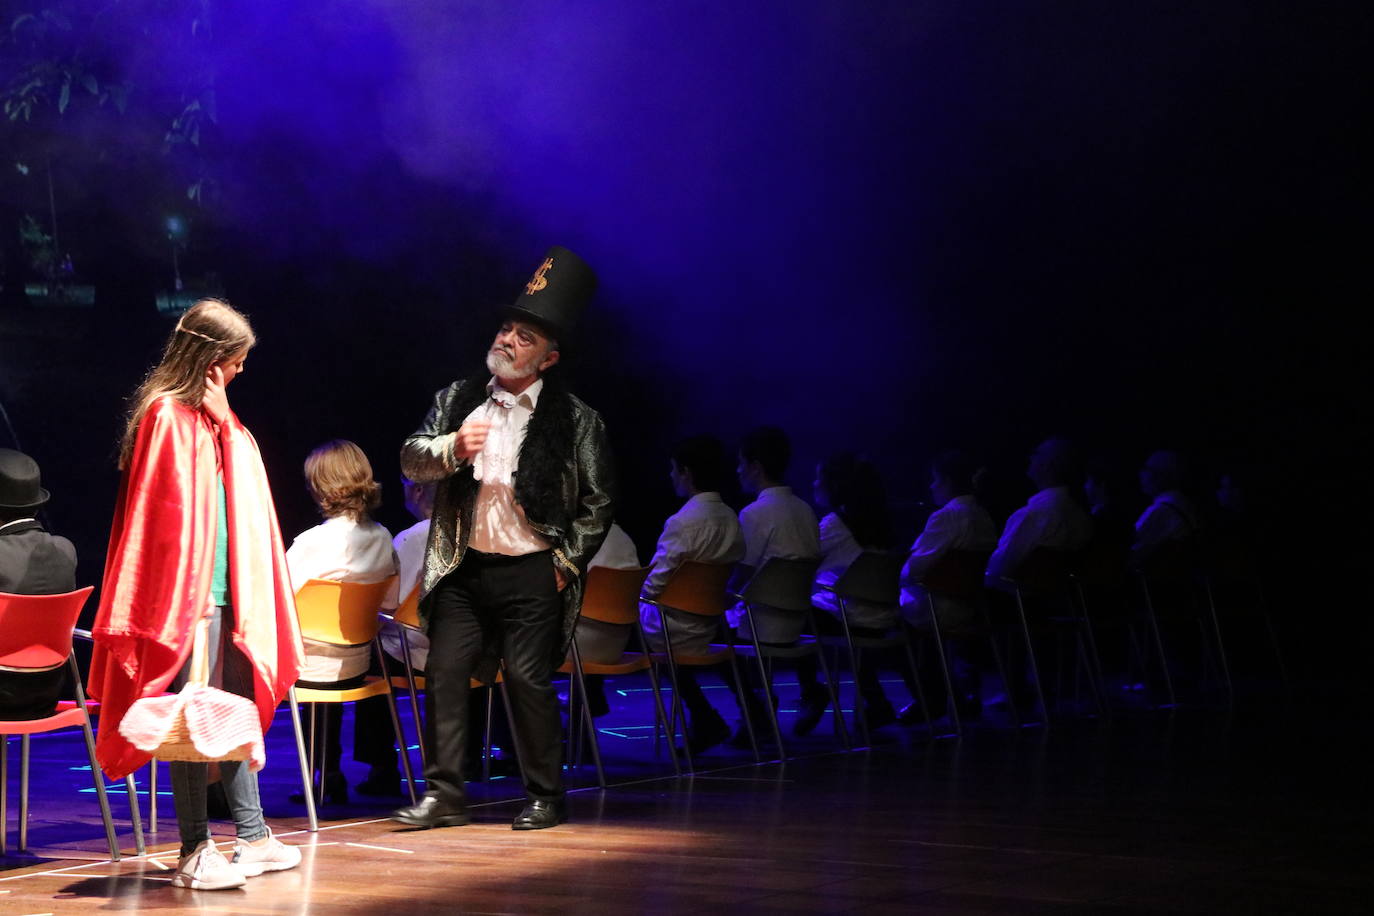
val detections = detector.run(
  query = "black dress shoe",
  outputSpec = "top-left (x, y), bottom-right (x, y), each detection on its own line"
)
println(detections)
top-left (512, 799), bottom-right (567, 830)
top-left (897, 701), bottom-right (929, 725)
top-left (792, 689), bottom-right (830, 737)
top-left (675, 711), bottom-right (733, 756)
top-left (391, 795), bottom-right (471, 828)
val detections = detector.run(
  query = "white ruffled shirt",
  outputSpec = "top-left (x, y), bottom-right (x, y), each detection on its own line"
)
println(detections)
top-left (463, 377), bottom-right (552, 556)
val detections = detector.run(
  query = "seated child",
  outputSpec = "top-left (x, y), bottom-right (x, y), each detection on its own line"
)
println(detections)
top-left (285, 439), bottom-right (398, 803)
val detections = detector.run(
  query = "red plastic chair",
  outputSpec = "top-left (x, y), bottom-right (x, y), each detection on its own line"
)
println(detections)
top-left (0, 587), bottom-right (144, 860)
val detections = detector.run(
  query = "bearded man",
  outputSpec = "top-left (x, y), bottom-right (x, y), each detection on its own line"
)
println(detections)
top-left (391, 247), bottom-right (614, 830)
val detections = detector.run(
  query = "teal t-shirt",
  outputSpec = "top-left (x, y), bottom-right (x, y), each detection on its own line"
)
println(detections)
top-left (211, 474), bottom-right (230, 606)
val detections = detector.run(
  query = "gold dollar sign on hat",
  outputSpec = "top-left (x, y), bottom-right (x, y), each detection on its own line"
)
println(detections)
top-left (525, 257), bottom-right (554, 295)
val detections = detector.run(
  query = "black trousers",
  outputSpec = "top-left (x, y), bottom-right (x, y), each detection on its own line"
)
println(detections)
top-left (424, 549), bottom-right (564, 805)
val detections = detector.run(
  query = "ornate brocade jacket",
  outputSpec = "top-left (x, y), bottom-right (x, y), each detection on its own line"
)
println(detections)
top-left (400, 372), bottom-right (615, 681)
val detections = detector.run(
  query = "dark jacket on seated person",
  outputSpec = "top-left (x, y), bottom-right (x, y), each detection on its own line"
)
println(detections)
top-left (0, 519), bottom-right (78, 719)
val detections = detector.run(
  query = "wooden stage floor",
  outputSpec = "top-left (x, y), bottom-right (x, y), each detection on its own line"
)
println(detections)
top-left (2, 686), bottom-right (1368, 914)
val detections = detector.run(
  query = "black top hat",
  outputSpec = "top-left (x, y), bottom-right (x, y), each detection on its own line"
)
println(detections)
top-left (0, 448), bottom-right (50, 509)
top-left (503, 246), bottom-right (597, 341)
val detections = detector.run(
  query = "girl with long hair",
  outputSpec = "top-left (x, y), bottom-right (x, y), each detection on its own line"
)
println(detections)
top-left (89, 299), bottom-right (304, 890)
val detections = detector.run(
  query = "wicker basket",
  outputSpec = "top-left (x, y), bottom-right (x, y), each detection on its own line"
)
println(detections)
top-left (148, 711), bottom-right (253, 763)
top-left (141, 611), bottom-right (255, 763)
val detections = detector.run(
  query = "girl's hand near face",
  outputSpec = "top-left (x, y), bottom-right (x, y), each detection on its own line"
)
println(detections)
top-left (203, 364), bottom-right (230, 424)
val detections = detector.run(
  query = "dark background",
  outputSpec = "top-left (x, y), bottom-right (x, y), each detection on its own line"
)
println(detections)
top-left (1, 1), bottom-right (1368, 678)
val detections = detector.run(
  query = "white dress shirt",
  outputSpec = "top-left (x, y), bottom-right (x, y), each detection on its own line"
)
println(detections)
top-left (1134, 489), bottom-right (1201, 555)
top-left (898, 495), bottom-right (999, 627)
top-left (286, 516), bottom-right (399, 683)
top-left (571, 522), bottom-right (643, 665)
top-left (813, 513), bottom-right (896, 630)
top-left (380, 517), bottom-right (431, 671)
top-left (639, 492), bottom-right (746, 654)
top-left (730, 486), bottom-right (821, 641)
top-left (588, 521), bottom-right (640, 570)
top-left (985, 486), bottom-right (1093, 580)
top-left (464, 377), bottom-right (552, 556)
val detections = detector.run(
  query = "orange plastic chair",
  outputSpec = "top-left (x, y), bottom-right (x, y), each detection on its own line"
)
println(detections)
top-left (641, 560), bottom-right (759, 770)
top-left (288, 577), bottom-right (413, 831)
top-left (557, 565), bottom-right (679, 785)
top-left (0, 588), bottom-right (144, 859)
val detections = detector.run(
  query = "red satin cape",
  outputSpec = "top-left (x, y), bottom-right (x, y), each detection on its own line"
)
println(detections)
top-left (87, 396), bottom-right (303, 779)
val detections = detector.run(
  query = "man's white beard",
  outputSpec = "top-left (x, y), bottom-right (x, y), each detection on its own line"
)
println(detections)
top-left (487, 349), bottom-right (536, 379)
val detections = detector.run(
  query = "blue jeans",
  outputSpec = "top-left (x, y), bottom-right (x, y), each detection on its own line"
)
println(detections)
top-left (169, 605), bottom-right (269, 855)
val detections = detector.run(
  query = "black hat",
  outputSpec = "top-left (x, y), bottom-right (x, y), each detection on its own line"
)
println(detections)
top-left (0, 448), bottom-right (50, 509)
top-left (503, 246), bottom-right (597, 341)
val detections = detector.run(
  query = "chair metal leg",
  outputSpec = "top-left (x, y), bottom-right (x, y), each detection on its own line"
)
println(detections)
top-left (1072, 581), bottom-right (1111, 720)
top-left (570, 647), bottom-right (606, 788)
top-left (125, 774), bottom-right (146, 855)
top-left (836, 599), bottom-right (870, 746)
top-left (317, 706), bottom-right (330, 808)
top-left (924, 597), bottom-right (959, 736)
top-left (900, 631), bottom-right (934, 737)
top-left (1138, 577), bottom-right (1176, 708)
top-left (1076, 631), bottom-right (1106, 717)
top-left (150, 760), bottom-right (158, 831)
top-left (851, 646), bottom-right (871, 745)
top-left (747, 621), bottom-right (785, 760)
top-left (810, 630), bottom-right (851, 749)
top-left (658, 623), bottom-right (694, 774)
top-left (384, 686), bottom-right (419, 804)
top-left (19, 734), bottom-right (28, 852)
top-left (985, 619), bottom-right (1021, 726)
top-left (287, 687), bottom-right (318, 832)
top-left (643, 657), bottom-right (681, 775)
top-left (727, 653), bottom-right (761, 762)
top-left (1, 736), bottom-right (7, 856)
top-left (76, 712), bottom-right (120, 861)
top-left (671, 680), bottom-right (695, 774)
top-left (1012, 589), bottom-right (1050, 727)
top-left (1201, 579), bottom-right (1235, 704)
top-left (399, 630), bottom-right (428, 768)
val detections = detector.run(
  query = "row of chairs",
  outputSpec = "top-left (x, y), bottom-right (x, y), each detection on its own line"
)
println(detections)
top-left (2, 536), bottom-right (1282, 856)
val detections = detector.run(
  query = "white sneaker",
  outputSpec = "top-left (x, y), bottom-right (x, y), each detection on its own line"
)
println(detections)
top-left (232, 833), bottom-right (303, 876)
top-left (171, 841), bottom-right (247, 890)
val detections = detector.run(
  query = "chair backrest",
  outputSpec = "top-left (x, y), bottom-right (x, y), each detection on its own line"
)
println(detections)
top-left (916, 550), bottom-right (991, 600)
top-left (1009, 548), bottom-right (1078, 593)
top-left (0, 587), bottom-right (94, 669)
top-left (1073, 538), bottom-right (1129, 588)
top-left (741, 557), bottom-right (821, 614)
top-left (393, 584), bottom-right (422, 629)
top-left (654, 561), bottom-right (734, 617)
top-left (831, 551), bottom-right (903, 606)
top-left (1139, 536), bottom-right (1204, 583)
top-left (294, 577), bottom-right (397, 645)
top-left (581, 566), bottom-right (652, 625)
